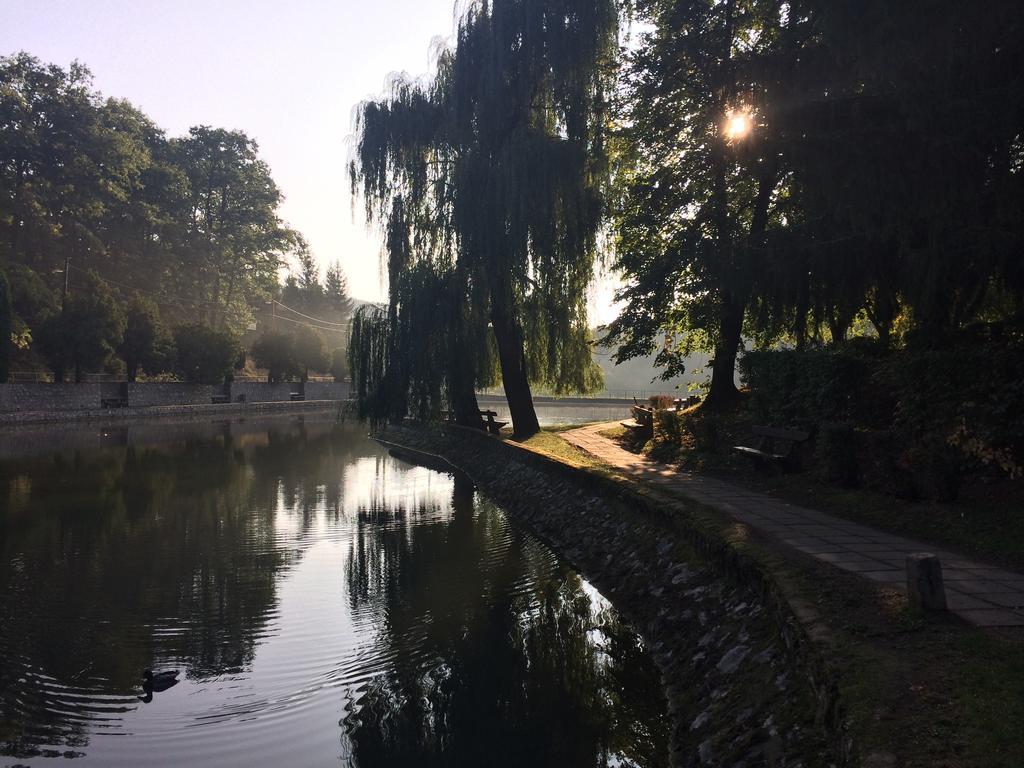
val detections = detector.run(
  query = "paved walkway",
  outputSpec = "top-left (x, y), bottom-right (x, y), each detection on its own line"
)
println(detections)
top-left (562, 422), bottom-right (1024, 628)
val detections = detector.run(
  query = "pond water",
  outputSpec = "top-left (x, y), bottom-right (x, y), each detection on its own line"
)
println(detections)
top-left (484, 402), bottom-right (632, 427)
top-left (0, 414), bottom-right (667, 767)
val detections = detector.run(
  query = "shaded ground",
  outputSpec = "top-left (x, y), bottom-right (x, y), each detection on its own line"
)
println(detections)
top-left (599, 408), bottom-right (1024, 573)
top-left (564, 423), bottom-right (1024, 628)
top-left (513, 426), bottom-right (1024, 768)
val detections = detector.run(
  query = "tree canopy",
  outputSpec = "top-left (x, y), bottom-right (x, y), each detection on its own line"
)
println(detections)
top-left (0, 52), bottom-right (354, 383)
top-left (606, 0), bottom-right (1024, 402)
top-left (350, 0), bottom-right (618, 435)
top-left (0, 53), bottom-right (305, 342)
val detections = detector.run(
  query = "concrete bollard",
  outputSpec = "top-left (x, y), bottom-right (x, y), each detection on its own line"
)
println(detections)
top-left (905, 553), bottom-right (947, 612)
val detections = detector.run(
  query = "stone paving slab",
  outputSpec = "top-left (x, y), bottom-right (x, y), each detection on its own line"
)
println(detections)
top-left (562, 422), bottom-right (1024, 628)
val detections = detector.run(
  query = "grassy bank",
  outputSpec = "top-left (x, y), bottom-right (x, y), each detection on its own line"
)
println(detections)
top-left (515, 428), bottom-right (1024, 768)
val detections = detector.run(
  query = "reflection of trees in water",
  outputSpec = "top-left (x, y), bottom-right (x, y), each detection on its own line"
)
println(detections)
top-left (343, 477), bottom-right (668, 768)
top-left (0, 418), bottom-right (379, 757)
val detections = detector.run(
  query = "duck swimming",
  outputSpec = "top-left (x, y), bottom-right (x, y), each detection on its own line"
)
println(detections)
top-left (138, 669), bottom-right (179, 702)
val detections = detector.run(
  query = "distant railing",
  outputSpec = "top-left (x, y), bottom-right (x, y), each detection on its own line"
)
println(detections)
top-left (476, 387), bottom-right (686, 402)
top-left (7, 371), bottom-right (344, 384)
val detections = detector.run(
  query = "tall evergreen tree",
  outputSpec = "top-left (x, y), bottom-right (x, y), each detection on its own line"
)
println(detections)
top-left (324, 261), bottom-right (354, 321)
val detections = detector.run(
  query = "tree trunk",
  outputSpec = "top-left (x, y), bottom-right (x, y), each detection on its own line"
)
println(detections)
top-left (706, 292), bottom-right (745, 408)
top-left (127, 364), bottom-right (138, 383)
top-left (705, 172), bottom-right (774, 408)
top-left (446, 271), bottom-right (484, 430)
top-left (447, 331), bottom-right (484, 430)
top-left (490, 285), bottom-right (539, 438)
top-left (827, 312), bottom-right (848, 345)
top-left (74, 361), bottom-right (83, 384)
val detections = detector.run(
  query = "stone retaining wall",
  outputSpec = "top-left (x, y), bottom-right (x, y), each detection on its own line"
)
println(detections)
top-left (0, 381), bottom-right (352, 413)
top-left (0, 382), bottom-right (103, 412)
top-left (380, 425), bottom-right (847, 767)
top-left (0, 395), bottom-right (354, 427)
top-left (303, 381), bottom-right (350, 401)
top-left (229, 381), bottom-right (298, 403)
top-left (127, 382), bottom-right (215, 408)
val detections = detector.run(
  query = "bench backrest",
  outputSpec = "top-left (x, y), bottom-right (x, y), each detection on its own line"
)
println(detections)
top-left (631, 405), bottom-right (654, 426)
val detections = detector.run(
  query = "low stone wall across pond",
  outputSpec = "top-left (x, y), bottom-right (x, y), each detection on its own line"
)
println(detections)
top-left (0, 380), bottom-right (351, 414)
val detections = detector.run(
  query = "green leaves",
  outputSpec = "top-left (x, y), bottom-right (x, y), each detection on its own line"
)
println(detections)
top-left (350, 0), bottom-right (619, 428)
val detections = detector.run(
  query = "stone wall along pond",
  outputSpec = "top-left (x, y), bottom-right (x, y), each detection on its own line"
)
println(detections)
top-left (380, 426), bottom-right (842, 768)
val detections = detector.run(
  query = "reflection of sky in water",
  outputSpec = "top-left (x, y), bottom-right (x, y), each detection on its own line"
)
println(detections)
top-left (0, 415), bottom-right (666, 767)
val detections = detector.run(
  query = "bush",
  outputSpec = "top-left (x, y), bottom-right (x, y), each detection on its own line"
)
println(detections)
top-left (119, 297), bottom-right (173, 381)
top-left (330, 347), bottom-right (347, 382)
top-left (648, 394), bottom-right (675, 410)
top-left (173, 323), bottom-right (240, 384)
top-left (654, 408), bottom-right (684, 444)
top-left (251, 330), bottom-right (300, 383)
top-left (742, 330), bottom-right (1024, 498)
top-left (739, 346), bottom-right (882, 425)
top-left (292, 325), bottom-right (326, 381)
top-left (681, 408), bottom-right (721, 453)
top-left (880, 327), bottom-right (1024, 486)
top-left (34, 271), bottom-right (125, 382)
top-left (252, 327), bottom-right (327, 382)
top-left (815, 422), bottom-right (860, 487)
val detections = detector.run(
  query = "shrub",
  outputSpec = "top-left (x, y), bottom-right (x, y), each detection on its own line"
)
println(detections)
top-left (648, 393), bottom-right (675, 410)
top-left (119, 297), bottom-right (173, 381)
top-left (330, 348), bottom-right (347, 382)
top-left (173, 323), bottom-right (240, 384)
top-left (879, 327), bottom-right (1024, 486)
top-left (35, 271), bottom-right (125, 382)
top-left (815, 422), bottom-right (860, 487)
top-left (742, 330), bottom-right (1024, 498)
top-left (681, 408), bottom-right (721, 453)
top-left (292, 326), bottom-right (326, 381)
top-left (739, 346), bottom-right (881, 425)
top-left (654, 408), bottom-right (685, 444)
top-left (251, 330), bottom-right (300, 383)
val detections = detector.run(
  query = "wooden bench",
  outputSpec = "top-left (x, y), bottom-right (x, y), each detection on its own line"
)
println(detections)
top-left (479, 409), bottom-right (508, 436)
top-left (620, 404), bottom-right (654, 439)
top-left (101, 397), bottom-right (128, 408)
top-left (732, 426), bottom-right (811, 471)
top-left (211, 394), bottom-right (230, 404)
top-left (443, 408), bottom-right (508, 435)
top-left (289, 392), bottom-right (305, 401)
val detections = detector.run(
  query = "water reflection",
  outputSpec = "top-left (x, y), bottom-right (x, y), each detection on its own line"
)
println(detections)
top-left (0, 415), bottom-right (666, 766)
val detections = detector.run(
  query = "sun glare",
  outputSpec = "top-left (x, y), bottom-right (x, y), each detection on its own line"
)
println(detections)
top-left (724, 110), bottom-right (753, 141)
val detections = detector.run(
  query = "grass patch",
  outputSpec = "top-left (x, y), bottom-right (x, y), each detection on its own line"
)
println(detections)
top-left (510, 430), bottom-right (616, 475)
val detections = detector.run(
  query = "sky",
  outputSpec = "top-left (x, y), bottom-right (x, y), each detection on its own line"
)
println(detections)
top-left (0, 0), bottom-right (621, 322)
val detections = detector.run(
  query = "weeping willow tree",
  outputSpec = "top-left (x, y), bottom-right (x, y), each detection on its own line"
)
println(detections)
top-left (350, 0), bottom-right (618, 437)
